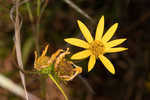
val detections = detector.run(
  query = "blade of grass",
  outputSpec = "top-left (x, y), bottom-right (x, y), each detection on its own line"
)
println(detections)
top-left (11, 0), bottom-right (29, 100)
top-left (0, 74), bottom-right (41, 100)
top-left (63, 0), bottom-right (94, 23)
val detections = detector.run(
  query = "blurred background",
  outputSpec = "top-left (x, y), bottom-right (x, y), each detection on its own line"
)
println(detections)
top-left (0, 0), bottom-right (150, 100)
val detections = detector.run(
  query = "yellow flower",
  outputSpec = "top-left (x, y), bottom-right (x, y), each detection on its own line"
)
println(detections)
top-left (64, 16), bottom-right (127, 74)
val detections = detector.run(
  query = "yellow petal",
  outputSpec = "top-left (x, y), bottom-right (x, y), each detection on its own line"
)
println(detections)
top-left (106, 38), bottom-right (127, 48)
top-left (102, 23), bottom-right (118, 42)
top-left (64, 38), bottom-right (89, 48)
top-left (71, 50), bottom-right (91, 60)
top-left (42, 44), bottom-right (49, 56)
top-left (88, 55), bottom-right (96, 72)
top-left (95, 16), bottom-right (104, 40)
top-left (98, 55), bottom-right (115, 74)
top-left (77, 20), bottom-right (93, 43)
top-left (105, 47), bottom-right (128, 53)
top-left (34, 51), bottom-right (38, 62)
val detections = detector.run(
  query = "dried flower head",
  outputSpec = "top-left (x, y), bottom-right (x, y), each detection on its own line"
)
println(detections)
top-left (54, 48), bottom-right (82, 81)
top-left (34, 45), bottom-right (82, 81)
top-left (34, 45), bottom-right (50, 70)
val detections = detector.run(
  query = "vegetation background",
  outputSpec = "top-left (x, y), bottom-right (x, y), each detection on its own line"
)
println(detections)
top-left (0, 0), bottom-right (150, 100)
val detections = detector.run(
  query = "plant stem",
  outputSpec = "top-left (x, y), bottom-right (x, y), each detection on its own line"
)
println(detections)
top-left (37, 0), bottom-right (41, 17)
top-left (35, 0), bottom-right (41, 55)
top-left (35, 19), bottom-right (40, 55)
top-left (26, 2), bottom-right (33, 22)
top-left (48, 74), bottom-right (68, 100)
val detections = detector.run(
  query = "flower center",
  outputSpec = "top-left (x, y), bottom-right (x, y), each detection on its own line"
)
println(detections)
top-left (89, 40), bottom-right (105, 57)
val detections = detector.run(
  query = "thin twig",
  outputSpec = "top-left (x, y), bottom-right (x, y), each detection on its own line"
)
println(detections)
top-left (39, 0), bottom-right (49, 19)
top-left (78, 75), bottom-right (95, 94)
top-left (15, 66), bottom-right (39, 75)
top-left (63, 0), bottom-right (95, 23)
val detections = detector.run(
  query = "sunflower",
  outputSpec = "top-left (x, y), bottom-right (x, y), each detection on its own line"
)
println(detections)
top-left (64, 16), bottom-right (127, 74)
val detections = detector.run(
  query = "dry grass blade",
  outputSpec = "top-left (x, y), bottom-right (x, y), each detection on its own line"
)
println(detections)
top-left (10, 0), bottom-right (30, 23)
top-left (0, 74), bottom-right (41, 100)
top-left (63, 0), bottom-right (94, 23)
top-left (0, 74), bottom-right (25, 98)
top-left (10, 0), bottom-right (29, 100)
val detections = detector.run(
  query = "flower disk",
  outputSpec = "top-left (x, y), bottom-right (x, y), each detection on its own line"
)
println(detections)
top-left (89, 40), bottom-right (105, 57)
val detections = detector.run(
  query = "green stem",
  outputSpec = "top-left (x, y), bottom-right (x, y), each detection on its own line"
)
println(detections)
top-left (35, 0), bottom-right (41, 55)
top-left (26, 2), bottom-right (33, 22)
top-left (35, 19), bottom-right (40, 55)
top-left (48, 74), bottom-right (68, 100)
top-left (37, 0), bottom-right (41, 17)
top-left (39, 0), bottom-right (48, 19)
